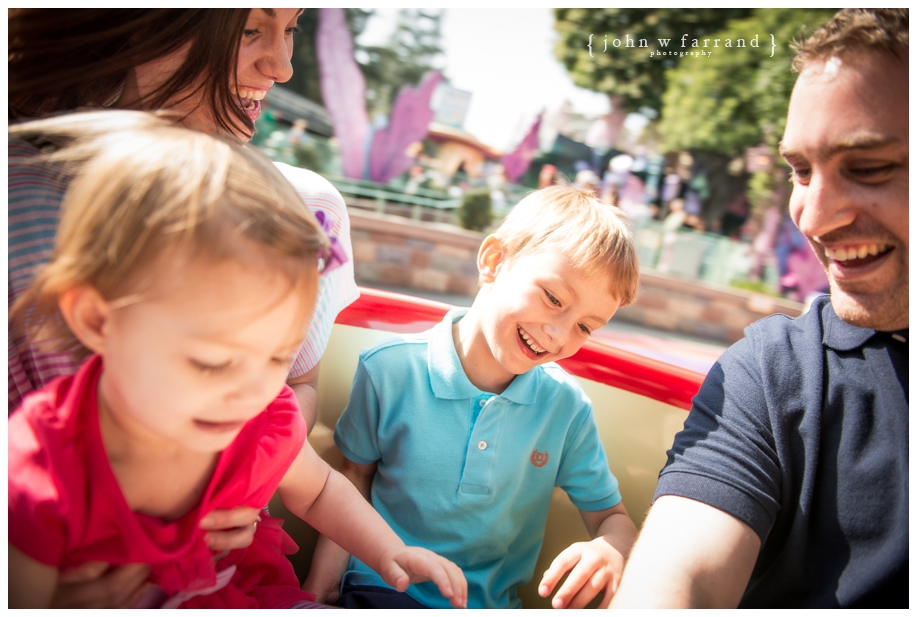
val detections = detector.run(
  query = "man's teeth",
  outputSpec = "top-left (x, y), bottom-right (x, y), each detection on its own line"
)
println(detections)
top-left (824, 244), bottom-right (889, 261)
top-left (234, 87), bottom-right (267, 102)
top-left (518, 328), bottom-right (546, 354)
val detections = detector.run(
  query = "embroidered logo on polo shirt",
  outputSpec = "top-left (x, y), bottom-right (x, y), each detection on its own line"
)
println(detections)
top-left (531, 450), bottom-right (549, 468)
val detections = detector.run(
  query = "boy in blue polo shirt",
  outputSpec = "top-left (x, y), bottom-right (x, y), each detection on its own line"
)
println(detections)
top-left (306, 186), bottom-right (641, 608)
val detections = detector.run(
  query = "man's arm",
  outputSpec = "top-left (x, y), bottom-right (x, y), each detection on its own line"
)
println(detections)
top-left (287, 362), bottom-right (320, 435)
top-left (301, 456), bottom-right (377, 603)
top-left (610, 495), bottom-right (761, 608)
top-left (538, 502), bottom-right (637, 608)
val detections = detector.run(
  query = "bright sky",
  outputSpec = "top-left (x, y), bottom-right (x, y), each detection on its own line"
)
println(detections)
top-left (358, 7), bottom-right (611, 151)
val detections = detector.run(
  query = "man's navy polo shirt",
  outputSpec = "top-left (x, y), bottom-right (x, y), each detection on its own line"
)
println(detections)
top-left (335, 308), bottom-right (621, 608)
top-left (655, 294), bottom-right (907, 608)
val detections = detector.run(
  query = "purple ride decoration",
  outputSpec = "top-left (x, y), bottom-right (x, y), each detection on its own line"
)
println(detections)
top-left (502, 112), bottom-right (543, 184)
top-left (316, 8), bottom-right (369, 180)
top-left (367, 71), bottom-right (443, 184)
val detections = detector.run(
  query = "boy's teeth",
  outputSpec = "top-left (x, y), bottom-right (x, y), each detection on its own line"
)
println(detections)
top-left (825, 243), bottom-right (888, 261)
top-left (518, 327), bottom-right (546, 354)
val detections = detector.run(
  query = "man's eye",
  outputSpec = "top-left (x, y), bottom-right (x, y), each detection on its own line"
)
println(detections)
top-left (850, 164), bottom-right (897, 179)
top-left (286, 26), bottom-right (301, 35)
top-left (789, 167), bottom-right (811, 184)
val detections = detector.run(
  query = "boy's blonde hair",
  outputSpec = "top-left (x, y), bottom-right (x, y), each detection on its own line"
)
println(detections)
top-left (9, 110), bottom-right (329, 357)
top-left (491, 185), bottom-right (639, 306)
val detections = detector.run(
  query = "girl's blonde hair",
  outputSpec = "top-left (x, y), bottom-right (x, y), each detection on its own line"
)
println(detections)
top-left (9, 110), bottom-right (329, 357)
top-left (492, 185), bottom-right (640, 306)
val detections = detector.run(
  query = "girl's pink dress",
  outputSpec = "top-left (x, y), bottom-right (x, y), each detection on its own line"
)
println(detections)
top-left (9, 354), bottom-right (317, 608)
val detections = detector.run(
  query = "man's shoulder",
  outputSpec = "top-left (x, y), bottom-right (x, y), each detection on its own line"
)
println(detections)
top-left (740, 295), bottom-right (830, 354)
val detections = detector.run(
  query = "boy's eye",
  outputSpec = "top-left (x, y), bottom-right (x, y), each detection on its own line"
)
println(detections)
top-left (578, 323), bottom-right (591, 335)
top-left (544, 289), bottom-right (561, 306)
top-left (190, 359), bottom-right (232, 375)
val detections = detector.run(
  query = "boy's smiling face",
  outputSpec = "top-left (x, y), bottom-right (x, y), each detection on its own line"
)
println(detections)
top-left (455, 237), bottom-right (621, 393)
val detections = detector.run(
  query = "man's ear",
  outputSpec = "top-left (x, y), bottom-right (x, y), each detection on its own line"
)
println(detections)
top-left (58, 286), bottom-right (112, 355)
top-left (477, 235), bottom-right (507, 283)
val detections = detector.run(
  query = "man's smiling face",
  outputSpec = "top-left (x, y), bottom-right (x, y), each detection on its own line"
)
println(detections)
top-left (781, 51), bottom-right (908, 331)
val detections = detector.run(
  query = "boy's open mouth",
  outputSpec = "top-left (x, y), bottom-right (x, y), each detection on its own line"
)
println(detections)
top-left (518, 326), bottom-right (547, 355)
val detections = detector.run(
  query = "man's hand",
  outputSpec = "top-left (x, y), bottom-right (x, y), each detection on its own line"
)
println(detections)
top-left (199, 506), bottom-right (263, 555)
top-left (538, 535), bottom-right (626, 608)
top-left (378, 546), bottom-right (468, 609)
top-left (50, 562), bottom-right (150, 609)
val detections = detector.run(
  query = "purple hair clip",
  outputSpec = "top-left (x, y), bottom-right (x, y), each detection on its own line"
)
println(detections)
top-left (314, 210), bottom-right (348, 275)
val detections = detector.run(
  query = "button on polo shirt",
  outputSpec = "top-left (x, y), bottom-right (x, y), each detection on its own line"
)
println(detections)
top-left (334, 308), bottom-right (622, 608)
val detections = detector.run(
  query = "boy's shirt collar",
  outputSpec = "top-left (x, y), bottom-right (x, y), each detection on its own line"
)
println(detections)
top-left (428, 308), bottom-right (538, 406)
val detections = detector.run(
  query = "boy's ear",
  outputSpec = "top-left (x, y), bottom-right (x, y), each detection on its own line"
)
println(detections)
top-left (58, 286), bottom-right (112, 355)
top-left (477, 235), bottom-right (506, 283)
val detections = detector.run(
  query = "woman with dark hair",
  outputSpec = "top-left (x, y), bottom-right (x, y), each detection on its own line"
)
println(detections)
top-left (8, 8), bottom-right (359, 607)
top-left (11, 9), bottom-right (252, 136)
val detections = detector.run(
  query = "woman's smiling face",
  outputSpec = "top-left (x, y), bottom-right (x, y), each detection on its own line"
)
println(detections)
top-left (123, 8), bottom-right (302, 141)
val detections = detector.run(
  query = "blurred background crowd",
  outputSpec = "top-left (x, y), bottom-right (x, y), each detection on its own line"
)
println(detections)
top-left (253, 8), bottom-right (835, 305)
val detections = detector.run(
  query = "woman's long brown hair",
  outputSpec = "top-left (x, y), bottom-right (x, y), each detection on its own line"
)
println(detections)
top-left (9, 9), bottom-right (255, 137)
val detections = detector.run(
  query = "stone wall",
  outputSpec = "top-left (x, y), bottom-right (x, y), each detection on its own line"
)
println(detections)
top-left (350, 209), bottom-right (481, 298)
top-left (617, 269), bottom-right (803, 344)
top-left (348, 209), bottom-right (804, 345)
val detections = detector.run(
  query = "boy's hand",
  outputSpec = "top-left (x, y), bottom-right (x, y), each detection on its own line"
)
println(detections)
top-left (538, 536), bottom-right (626, 609)
top-left (378, 546), bottom-right (468, 609)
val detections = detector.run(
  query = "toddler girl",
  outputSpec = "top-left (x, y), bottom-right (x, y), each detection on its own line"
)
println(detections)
top-left (7, 111), bottom-right (466, 609)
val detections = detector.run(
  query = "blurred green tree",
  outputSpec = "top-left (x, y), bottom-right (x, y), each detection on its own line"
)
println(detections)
top-left (287, 8), bottom-right (445, 117)
top-left (458, 189), bottom-right (493, 232)
top-left (287, 9), bottom-right (372, 104)
top-left (553, 8), bottom-right (751, 113)
top-left (359, 9), bottom-right (446, 118)
top-left (659, 8), bottom-right (836, 156)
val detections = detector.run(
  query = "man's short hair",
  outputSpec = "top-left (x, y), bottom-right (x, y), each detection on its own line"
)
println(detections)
top-left (792, 8), bottom-right (908, 72)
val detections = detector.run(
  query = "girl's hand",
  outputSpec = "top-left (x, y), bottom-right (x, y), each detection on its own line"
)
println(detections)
top-left (378, 546), bottom-right (468, 609)
top-left (199, 506), bottom-right (263, 553)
